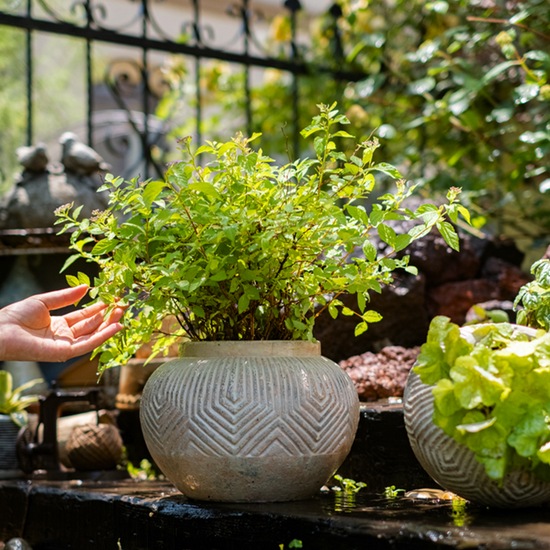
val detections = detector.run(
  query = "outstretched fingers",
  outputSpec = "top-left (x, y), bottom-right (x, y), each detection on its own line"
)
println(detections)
top-left (35, 285), bottom-right (90, 312)
top-left (70, 306), bottom-right (125, 339)
top-left (63, 301), bottom-right (109, 327)
top-left (68, 322), bottom-right (125, 358)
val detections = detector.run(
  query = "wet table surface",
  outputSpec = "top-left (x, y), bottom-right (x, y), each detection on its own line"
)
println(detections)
top-left (2, 479), bottom-right (550, 549)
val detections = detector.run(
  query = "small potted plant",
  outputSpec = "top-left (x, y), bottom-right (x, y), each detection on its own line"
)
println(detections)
top-left (404, 310), bottom-right (550, 508)
top-left (55, 104), bottom-right (466, 502)
top-left (0, 370), bottom-right (42, 471)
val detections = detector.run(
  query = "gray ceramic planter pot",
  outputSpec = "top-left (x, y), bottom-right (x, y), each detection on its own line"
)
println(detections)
top-left (403, 325), bottom-right (550, 508)
top-left (0, 414), bottom-right (20, 470)
top-left (140, 340), bottom-right (360, 502)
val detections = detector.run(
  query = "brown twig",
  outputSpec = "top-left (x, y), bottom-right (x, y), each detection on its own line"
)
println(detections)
top-left (466, 16), bottom-right (550, 43)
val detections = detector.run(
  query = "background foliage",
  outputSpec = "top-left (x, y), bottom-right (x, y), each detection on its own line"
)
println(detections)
top-left (160, 0), bottom-right (550, 263)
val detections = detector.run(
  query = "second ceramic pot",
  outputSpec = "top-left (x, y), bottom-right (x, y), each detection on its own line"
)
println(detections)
top-left (404, 324), bottom-right (550, 508)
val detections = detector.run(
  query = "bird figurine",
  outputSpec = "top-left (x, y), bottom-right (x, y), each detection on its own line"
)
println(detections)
top-left (59, 132), bottom-right (111, 176)
top-left (16, 142), bottom-right (48, 173)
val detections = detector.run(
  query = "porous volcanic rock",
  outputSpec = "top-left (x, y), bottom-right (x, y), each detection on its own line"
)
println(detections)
top-left (426, 279), bottom-right (502, 326)
top-left (315, 272), bottom-right (428, 362)
top-left (399, 229), bottom-right (484, 286)
top-left (481, 256), bottom-right (531, 299)
top-left (340, 346), bottom-right (421, 402)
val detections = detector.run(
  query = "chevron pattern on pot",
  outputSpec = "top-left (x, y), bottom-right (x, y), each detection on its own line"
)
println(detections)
top-left (141, 355), bottom-right (358, 459)
top-left (404, 371), bottom-right (550, 508)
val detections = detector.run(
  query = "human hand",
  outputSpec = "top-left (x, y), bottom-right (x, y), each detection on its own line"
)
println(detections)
top-left (0, 285), bottom-right (125, 362)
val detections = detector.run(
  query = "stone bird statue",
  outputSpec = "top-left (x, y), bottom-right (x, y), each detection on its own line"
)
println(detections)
top-left (60, 132), bottom-right (111, 176)
top-left (16, 142), bottom-right (48, 173)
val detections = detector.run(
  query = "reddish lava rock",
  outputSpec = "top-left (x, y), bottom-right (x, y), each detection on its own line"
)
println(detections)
top-left (340, 346), bottom-right (421, 402)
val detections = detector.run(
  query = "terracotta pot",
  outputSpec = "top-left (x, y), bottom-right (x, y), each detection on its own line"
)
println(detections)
top-left (403, 324), bottom-right (550, 508)
top-left (140, 340), bottom-right (360, 502)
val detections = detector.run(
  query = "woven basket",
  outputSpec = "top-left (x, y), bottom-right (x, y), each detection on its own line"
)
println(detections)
top-left (66, 424), bottom-right (122, 471)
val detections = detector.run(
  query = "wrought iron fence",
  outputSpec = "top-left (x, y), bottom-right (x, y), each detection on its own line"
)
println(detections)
top-left (0, 0), bottom-right (367, 180)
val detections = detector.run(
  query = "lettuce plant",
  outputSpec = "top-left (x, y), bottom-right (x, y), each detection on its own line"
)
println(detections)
top-left (55, 104), bottom-right (467, 371)
top-left (414, 316), bottom-right (550, 483)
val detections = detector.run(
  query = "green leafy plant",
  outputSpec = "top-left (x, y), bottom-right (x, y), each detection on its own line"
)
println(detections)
top-left (414, 316), bottom-right (550, 483)
top-left (0, 370), bottom-right (43, 427)
top-left (333, 474), bottom-right (367, 494)
top-left (126, 458), bottom-right (159, 481)
top-left (464, 304), bottom-right (510, 326)
top-left (383, 485), bottom-right (405, 499)
top-left (55, 104), bottom-right (468, 371)
top-left (279, 540), bottom-right (302, 550)
top-left (515, 259), bottom-right (550, 330)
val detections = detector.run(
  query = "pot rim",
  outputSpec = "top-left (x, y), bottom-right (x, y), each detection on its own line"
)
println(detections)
top-left (179, 340), bottom-right (321, 358)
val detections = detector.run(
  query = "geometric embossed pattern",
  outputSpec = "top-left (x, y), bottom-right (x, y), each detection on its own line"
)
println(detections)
top-left (141, 355), bottom-right (358, 459)
top-left (140, 353), bottom-right (360, 501)
top-left (404, 371), bottom-right (550, 508)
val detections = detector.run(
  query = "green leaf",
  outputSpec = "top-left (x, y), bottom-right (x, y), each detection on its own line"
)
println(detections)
top-left (314, 136), bottom-right (326, 157)
top-left (515, 83), bottom-right (539, 104)
top-left (525, 50), bottom-right (550, 64)
top-left (211, 270), bottom-right (227, 282)
top-left (448, 89), bottom-right (471, 116)
top-left (189, 179), bottom-right (221, 199)
top-left (457, 416), bottom-right (497, 434)
top-left (300, 125), bottom-right (322, 138)
top-left (363, 310), bottom-right (382, 323)
top-left (477, 454), bottom-right (509, 481)
top-left (73, 204), bottom-right (84, 219)
top-left (66, 275), bottom-right (80, 287)
top-left (192, 306), bottom-right (205, 318)
top-left (224, 226), bottom-right (238, 242)
top-left (371, 163), bottom-right (402, 179)
top-left (0, 371), bottom-right (13, 409)
top-left (12, 378), bottom-right (43, 396)
top-left (354, 321), bottom-right (368, 336)
top-left (509, 9), bottom-right (530, 24)
top-left (91, 239), bottom-right (118, 255)
top-left (508, 410), bottom-right (550, 457)
top-left (377, 224), bottom-right (396, 247)
top-left (369, 208), bottom-right (384, 227)
top-left (347, 205), bottom-right (369, 225)
top-left (77, 272), bottom-right (90, 286)
top-left (292, 319), bottom-right (308, 331)
top-left (357, 291), bottom-right (366, 313)
top-left (482, 61), bottom-right (516, 84)
top-left (362, 240), bottom-right (377, 262)
top-left (341, 307), bottom-right (355, 316)
top-left (238, 295), bottom-right (250, 314)
top-left (414, 341), bottom-right (449, 385)
top-left (408, 76), bottom-right (436, 95)
top-left (432, 378), bottom-right (461, 416)
top-left (60, 254), bottom-right (81, 274)
top-left (143, 180), bottom-right (165, 207)
top-left (394, 234), bottom-right (411, 252)
top-left (457, 206), bottom-right (471, 225)
top-left (332, 130), bottom-right (355, 138)
top-left (437, 221), bottom-right (459, 251)
top-left (426, 1), bottom-right (448, 13)
top-left (450, 356), bottom-right (505, 409)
